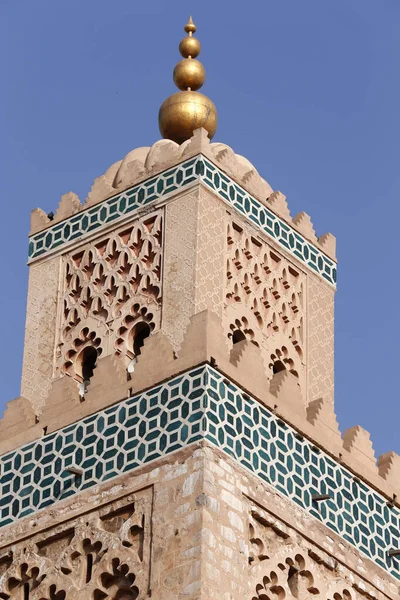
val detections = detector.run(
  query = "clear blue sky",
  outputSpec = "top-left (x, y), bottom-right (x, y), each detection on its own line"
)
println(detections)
top-left (0, 0), bottom-right (399, 456)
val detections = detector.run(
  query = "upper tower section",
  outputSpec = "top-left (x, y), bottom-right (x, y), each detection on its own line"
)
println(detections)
top-left (158, 18), bottom-right (217, 144)
top-left (13, 18), bottom-right (336, 455)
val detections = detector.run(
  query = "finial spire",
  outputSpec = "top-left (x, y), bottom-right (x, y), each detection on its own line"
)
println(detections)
top-left (173, 16), bottom-right (205, 92)
top-left (184, 16), bottom-right (196, 35)
top-left (158, 17), bottom-right (217, 145)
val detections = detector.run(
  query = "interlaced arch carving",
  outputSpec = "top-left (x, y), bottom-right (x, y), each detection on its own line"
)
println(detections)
top-left (62, 328), bottom-right (102, 381)
top-left (269, 346), bottom-right (300, 379)
top-left (228, 317), bottom-right (258, 346)
top-left (0, 561), bottom-right (45, 599)
top-left (115, 304), bottom-right (155, 364)
top-left (56, 211), bottom-right (163, 379)
top-left (94, 558), bottom-right (139, 599)
top-left (225, 220), bottom-right (305, 390)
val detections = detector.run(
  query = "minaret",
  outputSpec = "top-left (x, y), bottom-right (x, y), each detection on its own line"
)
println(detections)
top-left (0, 17), bottom-right (399, 600)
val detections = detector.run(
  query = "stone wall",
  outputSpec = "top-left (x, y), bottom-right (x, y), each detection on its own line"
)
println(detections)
top-left (21, 256), bottom-right (60, 414)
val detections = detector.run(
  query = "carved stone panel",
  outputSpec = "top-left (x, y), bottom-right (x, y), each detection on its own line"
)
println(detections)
top-left (0, 488), bottom-right (152, 600)
top-left (55, 211), bottom-right (163, 381)
top-left (225, 219), bottom-right (306, 391)
top-left (248, 503), bottom-right (381, 600)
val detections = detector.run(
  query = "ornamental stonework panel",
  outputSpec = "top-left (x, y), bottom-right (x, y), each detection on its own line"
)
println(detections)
top-left (307, 275), bottom-right (334, 406)
top-left (248, 504), bottom-right (378, 600)
top-left (163, 192), bottom-right (198, 351)
top-left (225, 219), bottom-right (306, 391)
top-left (0, 488), bottom-right (152, 599)
top-left (55, 211), bottom-right (163, 380)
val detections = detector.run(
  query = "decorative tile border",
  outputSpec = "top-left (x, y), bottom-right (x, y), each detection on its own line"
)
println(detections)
top-left (28, 156), bottom-right (337, 286)
top-left (0, 366), bottom-right (398, 578)
top-left (0, 367), bottom-right (206, 529)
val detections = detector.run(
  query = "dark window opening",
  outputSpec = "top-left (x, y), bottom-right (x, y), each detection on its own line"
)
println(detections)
top-left (232, 330), bottom-right (246, 344)
top-left (80, 346), bottom-right (98, 381)
top-left (272, 360), bottom-right (286, 375)
top-left (86, 553), bottom-right (93, 584)
top-left (287, 565), bottom-right (299, 595)
top-left (132, 322), bottom-right (151, 356)
top-left (24, 583), bottom-right (30, 600)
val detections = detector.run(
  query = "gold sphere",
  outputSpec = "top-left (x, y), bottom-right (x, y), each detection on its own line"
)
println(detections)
top-left (173, 59), bottom-right (205, 91)
top-left (179, 36), bottom-right (201, 58)
top-left (158, 90), bottom-right (217, 145)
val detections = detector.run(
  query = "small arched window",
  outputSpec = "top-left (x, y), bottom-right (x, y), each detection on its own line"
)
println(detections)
top-left (132, 321), bottom-right (151, 357)
top-left (232, 330), bottom-right (246, 345)
top-left (79, 346), bottom-right (98, 382)
top-left (272, 360), bottom-right (286, 375)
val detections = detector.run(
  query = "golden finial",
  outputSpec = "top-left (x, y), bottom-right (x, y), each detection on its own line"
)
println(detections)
top-left (158, 17), bottom-right (217, 145)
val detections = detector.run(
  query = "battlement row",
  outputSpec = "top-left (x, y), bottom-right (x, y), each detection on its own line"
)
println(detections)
top-left (0, 309), bottom-right (398, 505)
top-left (30, 129), bottom-right (336, 261)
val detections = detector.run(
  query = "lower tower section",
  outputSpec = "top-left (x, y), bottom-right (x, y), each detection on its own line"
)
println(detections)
top-left (0, 365), bottom-right (399, 599)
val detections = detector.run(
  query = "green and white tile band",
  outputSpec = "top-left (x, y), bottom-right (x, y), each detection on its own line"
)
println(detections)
top-left (0, 366), bottom-right (398, 578)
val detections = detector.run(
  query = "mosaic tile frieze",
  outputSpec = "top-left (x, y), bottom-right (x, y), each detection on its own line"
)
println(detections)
top-left (0, 366), bottom-right (396, 579)
top-left (28, 157), bottom-right (337, 287)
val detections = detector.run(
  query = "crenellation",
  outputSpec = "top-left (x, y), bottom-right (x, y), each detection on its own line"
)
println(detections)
top-left (0, 396), bottom-right (38, 454)
top-left (318, 231), bottom-right (337, 261)
top-left (269, 368), bottom-right (305, 416)
top-left (265, 190), bottom-right (291, 221)
top-left (293, 210), bottom-right (319, 243)
top-left (342, 425), bottom-right (377, 468)
top-left (3, 292), bottom-right (400, 518)
top-left (54, 191), bottom-right (82, 223)
top-left (85, 170), bottom-right (118, 207)
top-left (28, 131), bottom-right (336, 270)
top-left (378, 451), bottom-right (400, 494)
top-left (306, 397), bottom-right (342, 447)
top-left (241, 168), bottom-right (273, 202)
top-left (210, 143), bottom-right (238, 175)
top-left (29, 206), bottom-right (50, 234)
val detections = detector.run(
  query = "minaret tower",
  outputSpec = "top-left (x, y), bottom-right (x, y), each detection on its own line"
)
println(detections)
top-left (0, 18), bottom-right (399, 600)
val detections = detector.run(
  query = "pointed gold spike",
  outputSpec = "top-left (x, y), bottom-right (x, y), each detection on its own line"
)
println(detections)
top-left (184, 16), bottom-right (197, 35)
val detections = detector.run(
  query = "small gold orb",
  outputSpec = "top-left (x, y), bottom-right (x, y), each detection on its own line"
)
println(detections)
top-left (173, 59), bottom-right (205, 91)
top-left (158, 90), bottom-right (217, 145)
top-left (179, 36), bottom-right (201, 58)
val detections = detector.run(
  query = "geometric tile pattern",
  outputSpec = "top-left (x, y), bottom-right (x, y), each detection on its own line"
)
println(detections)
top-left (0, 366), bottom-right (206, 527)
top-left (28, 156), bottom-right (337, 287)
top-left (0, 367), bottom-right (398, 579)
top-left (205, 369), bottom-right (400, 580)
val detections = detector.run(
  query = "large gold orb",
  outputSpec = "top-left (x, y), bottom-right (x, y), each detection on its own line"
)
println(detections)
top-left (179, 36), bottom-right (200, 58)
top-left (158, 91), bottom-right (217, 145)
top-left (173, 59), bottom-right (205, 91)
